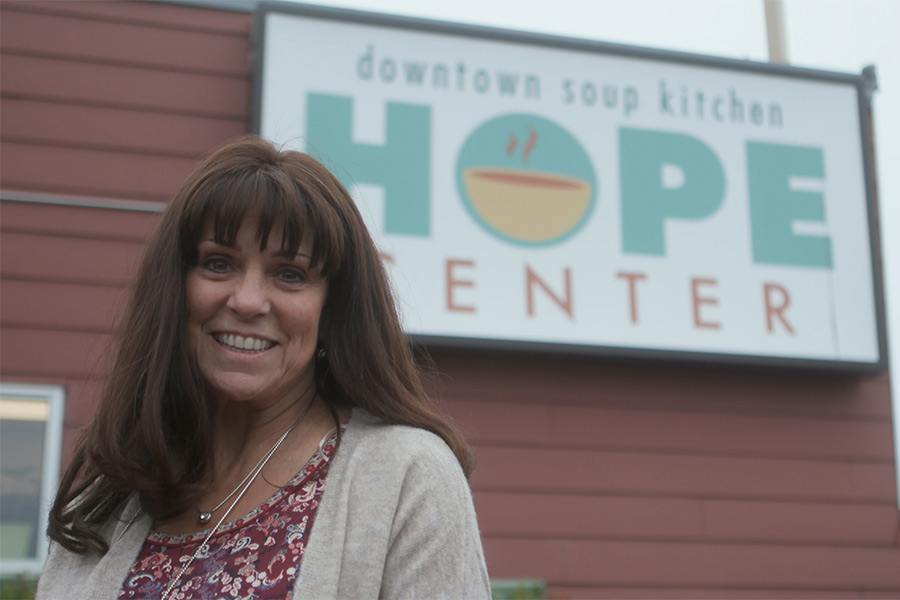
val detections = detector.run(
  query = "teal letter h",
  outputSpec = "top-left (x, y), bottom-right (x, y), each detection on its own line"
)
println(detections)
top-left (306, 92), bottom-right (431, 236)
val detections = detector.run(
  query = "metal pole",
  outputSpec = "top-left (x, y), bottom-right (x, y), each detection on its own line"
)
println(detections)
top-left (765, 0), bottom-right (788, 63)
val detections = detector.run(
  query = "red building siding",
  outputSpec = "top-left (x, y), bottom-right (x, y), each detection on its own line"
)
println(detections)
top-left (1, 1), bottom-right (898, 596)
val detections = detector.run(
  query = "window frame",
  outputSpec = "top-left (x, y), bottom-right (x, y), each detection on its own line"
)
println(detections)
top-left (0, 382), bottom-right (65, 574)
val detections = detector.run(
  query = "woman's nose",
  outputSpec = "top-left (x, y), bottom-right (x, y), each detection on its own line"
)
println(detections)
top-left (226, 271), bottom-right (270, 317)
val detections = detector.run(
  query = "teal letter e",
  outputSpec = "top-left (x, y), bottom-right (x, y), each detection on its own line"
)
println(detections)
top-left (747, 141), bottom-right (831, 268)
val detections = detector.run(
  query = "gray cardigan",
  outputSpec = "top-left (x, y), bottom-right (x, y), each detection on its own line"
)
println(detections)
top-left (37, 410), bottom-right (491, 599)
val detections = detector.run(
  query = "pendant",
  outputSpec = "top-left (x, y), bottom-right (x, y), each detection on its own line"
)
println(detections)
top-left (198, 511), bottom-right (212, 525)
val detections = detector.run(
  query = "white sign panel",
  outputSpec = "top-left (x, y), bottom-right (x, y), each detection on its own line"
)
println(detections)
top-left (254, 5), bottom-right (884, 369)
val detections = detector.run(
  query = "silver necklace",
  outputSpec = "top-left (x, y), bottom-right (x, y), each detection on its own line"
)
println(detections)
top-left (161, 397), bottom-right (315, 600)
top-left (197, 453), bottom-right (266, 524)
top-left (197, 397), bottom-right (315, 524)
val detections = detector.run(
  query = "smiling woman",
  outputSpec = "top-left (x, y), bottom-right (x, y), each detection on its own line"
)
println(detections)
top-left (36, 137), bottom-right (490, 600)
top-left (186, 218), bottom-right (327, 407)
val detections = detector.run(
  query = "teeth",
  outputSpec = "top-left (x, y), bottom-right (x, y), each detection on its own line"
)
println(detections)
top-left (215, 333), bottom-right (273, 352)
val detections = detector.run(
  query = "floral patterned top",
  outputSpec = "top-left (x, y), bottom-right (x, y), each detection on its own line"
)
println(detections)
top-left (118, 431), bottom-right (338, 600)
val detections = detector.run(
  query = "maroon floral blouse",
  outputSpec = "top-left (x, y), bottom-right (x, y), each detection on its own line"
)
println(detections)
top-left (119, 432), bottom-right (338, 600)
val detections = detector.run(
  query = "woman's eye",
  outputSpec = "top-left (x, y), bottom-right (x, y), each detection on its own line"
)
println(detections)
top-left (278, 267), bottom-right (306, 284)
top-left (202, 257), bottom-right (230, 273)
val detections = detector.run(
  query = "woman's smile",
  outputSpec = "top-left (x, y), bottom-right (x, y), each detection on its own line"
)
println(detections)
top-left (213, 332), bottom-right (276, 353)
top-left (185, 216), bottom-right (327, 405)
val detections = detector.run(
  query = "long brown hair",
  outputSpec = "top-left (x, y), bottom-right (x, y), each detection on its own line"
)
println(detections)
top-left (48, 136), bottom-right (473, 555)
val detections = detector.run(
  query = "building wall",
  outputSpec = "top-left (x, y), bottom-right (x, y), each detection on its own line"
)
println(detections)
top-left (2, 1), bottom-right (899, 596)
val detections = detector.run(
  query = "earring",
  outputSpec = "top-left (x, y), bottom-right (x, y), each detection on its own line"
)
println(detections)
top-left (317, 345), bottom-right (326, 361)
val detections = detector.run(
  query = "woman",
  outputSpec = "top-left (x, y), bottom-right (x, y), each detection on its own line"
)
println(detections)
top-left (37, 137), bottom-right (490, 599)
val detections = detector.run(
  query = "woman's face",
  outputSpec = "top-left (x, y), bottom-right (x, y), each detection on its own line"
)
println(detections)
top-left (185, 216), bottom-right (327, 406)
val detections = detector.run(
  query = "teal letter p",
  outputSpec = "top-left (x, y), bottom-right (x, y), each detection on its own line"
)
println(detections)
top-left (306, 92), bottom-right (431, 236)
top-left (620, 128), bottom-right (725, 255)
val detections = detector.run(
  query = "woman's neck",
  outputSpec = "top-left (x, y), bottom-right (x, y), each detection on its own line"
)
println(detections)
top-left (210, 391), bottom-right (324, 477)
top-left (153, 395), bottom-right (341, 536)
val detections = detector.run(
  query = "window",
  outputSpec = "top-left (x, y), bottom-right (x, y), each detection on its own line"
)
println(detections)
top-left (0, 383), bottom-right (64, 574)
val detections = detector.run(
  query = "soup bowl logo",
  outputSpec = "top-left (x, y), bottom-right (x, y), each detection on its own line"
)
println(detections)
top-left (456, 114), bottom-right (596, 246)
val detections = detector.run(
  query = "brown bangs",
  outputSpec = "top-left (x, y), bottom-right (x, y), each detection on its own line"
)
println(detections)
top-left (179, 156), bottom-right (347, 279)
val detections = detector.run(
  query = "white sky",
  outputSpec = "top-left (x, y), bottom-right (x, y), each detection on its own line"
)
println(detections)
top-left (290, 0), bottom-right (900, 497)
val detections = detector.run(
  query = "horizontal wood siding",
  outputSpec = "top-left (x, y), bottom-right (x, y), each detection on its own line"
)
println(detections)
top-left (484, 538), bottom-right (900, 588)
top-left (1, 2), bottom-right (898, 597)
top-left (0, 200), bottom-right (158, 425)
top-left (0, 0), bottom-right (250, 200)
top-left (0, 53), bottom-right (249, 117)
top-left (2, 8), bottom-right (249, 74)
top-left (451, 398), bottom-right (894, 461)
top-left (2, 279), bottom-right (129, 332)
top-left (0, 199), bottom-right (160, 238)
top-left (474, 491), bottom-right (899, 545)
top-left (431, 347), bottom-right (900, 595)
top-left (1, 97), bottom-right (246, 155)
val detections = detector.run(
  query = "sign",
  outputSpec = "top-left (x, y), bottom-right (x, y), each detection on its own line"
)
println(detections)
top-left (253, 3), bottom-right (885, 369)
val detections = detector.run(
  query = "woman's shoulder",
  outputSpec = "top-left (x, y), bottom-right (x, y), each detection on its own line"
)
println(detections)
top-left (337, 409), bottom-right (466, 487)
top-left (294, 410), bottom-right (489, 599)
top-left (328, 409), bottom-right (476, 529)
top-left (345, 409), bottom-right (458, 457)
